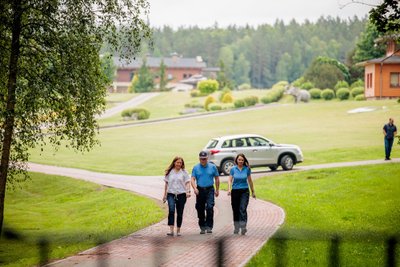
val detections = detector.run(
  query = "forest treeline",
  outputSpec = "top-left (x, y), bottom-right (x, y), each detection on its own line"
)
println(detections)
top-left (146, 16), bottom-right (370, 88)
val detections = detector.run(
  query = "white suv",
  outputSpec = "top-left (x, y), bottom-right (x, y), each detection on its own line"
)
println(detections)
top-left (203, 134), bottom-right (303, 175)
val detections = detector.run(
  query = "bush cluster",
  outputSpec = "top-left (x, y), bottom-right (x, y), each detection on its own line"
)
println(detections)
top-left (309, 88), bottom-right (322, 99)
top-left (350, 87), bottom-right (364, 98)
top-left (204, 95), bottom-right (216, 110)
top-left (121, 108), bottom-right (150, 120)
top-left (321, 89), bottom-right (335, 100)
top-left (355, 95), bottom-right (366, 101)
top-left (336, 88), bottom-right (350, 100)
top-left (261, 86), bottom-right (285, 104)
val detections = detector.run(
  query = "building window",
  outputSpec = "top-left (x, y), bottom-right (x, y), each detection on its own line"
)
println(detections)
top-left (366, 73), bottom-right (373, 88)
top-left (390, 73), bottom-right (400, 88)
top-left (183, 74), bottom-right (187, 79)
top-left (167, 74), bottom-right (173, 80)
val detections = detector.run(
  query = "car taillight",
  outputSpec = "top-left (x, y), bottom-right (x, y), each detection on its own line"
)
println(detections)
top-left (210, 149), bottom-right (220, 155)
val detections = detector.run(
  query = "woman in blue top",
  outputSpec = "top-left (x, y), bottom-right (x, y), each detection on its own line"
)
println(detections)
top-left (227, 153), bottom-right (256, 235)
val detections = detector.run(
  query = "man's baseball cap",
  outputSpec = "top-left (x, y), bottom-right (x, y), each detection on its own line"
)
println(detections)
top-left (199, 151), bottom-right (208, 158)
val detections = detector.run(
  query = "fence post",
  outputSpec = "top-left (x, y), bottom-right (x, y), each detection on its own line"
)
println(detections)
top-left (386, 236), bottom-right (397, 267)
top-left (217, 237), bottom-right (225, 267)
top-left (38, 238), bottom-right (49, 266)
top-left (329, 235), bottom-right (340, 267)
top-left (274, 236), bottom-right (287, 267)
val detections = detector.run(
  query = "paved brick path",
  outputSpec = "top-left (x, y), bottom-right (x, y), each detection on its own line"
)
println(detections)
top-left (29, 163), bottom-right (284, 267)
top-left (30, 158), bottom-right (398, 267)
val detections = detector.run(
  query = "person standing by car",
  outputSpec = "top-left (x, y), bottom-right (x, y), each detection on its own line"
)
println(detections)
top-left (163, 156), bottom-right (191, 236)
top-left (383, 118), bottom-right (397, 160)
top-left (191, 151), bottom-right (220, 234)
top-left (227, 153), bottom-right (256, 235)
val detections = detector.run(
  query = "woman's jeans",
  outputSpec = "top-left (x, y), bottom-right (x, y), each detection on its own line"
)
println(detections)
top-left (231, 188), bottom-right (250, 230)
top-left (167, 193), bottom-right (187, 227)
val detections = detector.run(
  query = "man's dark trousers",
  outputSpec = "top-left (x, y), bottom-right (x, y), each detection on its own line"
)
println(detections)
top-left (196, 186), bottom-right (215, 230)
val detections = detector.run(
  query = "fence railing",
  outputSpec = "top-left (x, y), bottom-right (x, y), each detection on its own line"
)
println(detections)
top-left (1, 227), bottom-right (398, 267)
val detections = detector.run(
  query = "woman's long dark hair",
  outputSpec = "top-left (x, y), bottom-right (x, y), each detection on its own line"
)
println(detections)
top-left (234, 153), bottom-right (250, 167)
top-left (165, 156), bottom-right (185, 176)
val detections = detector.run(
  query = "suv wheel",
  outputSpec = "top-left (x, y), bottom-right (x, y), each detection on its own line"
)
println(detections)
top-left (269, 166), bottom-right (278, 171)
top-left (280, 155), bottom-right (294, 170)
top-left (221, 159), bottom-right (235, 175)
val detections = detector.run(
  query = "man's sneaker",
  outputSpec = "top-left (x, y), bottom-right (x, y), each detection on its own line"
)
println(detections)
top-left (241, 228), bottom-right (247, 235)
top-left (200, 229), bottom-right (206, 234)
top-left (206, 229), bottom-right (212, 234)
top-left (233, 229), bottom-right (239, 234)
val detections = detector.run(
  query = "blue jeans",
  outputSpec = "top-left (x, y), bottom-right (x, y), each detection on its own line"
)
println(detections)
top-left (231, 189), bottom-right (250, 230)
top-left (384, 137), bottom-right (394, 159)
top-left (167, 193), bottom-right (187, 228)
top-left (195, 186), bottom-right (215, 230)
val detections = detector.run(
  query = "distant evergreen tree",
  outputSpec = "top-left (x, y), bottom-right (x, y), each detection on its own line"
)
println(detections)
top-left (158, 60), bottom-right (168, 91)
top-left (134, 59), bottom-right (154, 93)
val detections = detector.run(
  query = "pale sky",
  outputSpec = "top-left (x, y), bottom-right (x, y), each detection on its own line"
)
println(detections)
top-left (147, 0), bottom-right (381, 28)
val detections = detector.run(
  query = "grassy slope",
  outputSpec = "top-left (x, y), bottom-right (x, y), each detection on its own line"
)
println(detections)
top-left (1, 172), bottom-right (165, 267)
top-left (246, 163), bottom-right (400, 267)
top-left (30, 99), bottom-right (400, 175)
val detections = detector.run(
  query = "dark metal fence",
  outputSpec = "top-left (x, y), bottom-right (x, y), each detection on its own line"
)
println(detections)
top-left (1, 227), bottom-right (398, 267)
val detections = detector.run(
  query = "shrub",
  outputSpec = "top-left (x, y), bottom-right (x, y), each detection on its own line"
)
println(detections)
top-left (238, 83), bottom-right (251, 90)
top-left (234, 99), bottom-right (245, 108)
top-left (355, 94), bottom-right (366, 101)
top-left (221, 92), bottom-right (234, 103)
top-left (309, 88), bottom-right (322, 99)
top-left (184, 100), bottom-right (203, 108)
top-left (219, 87), bottom-right (232, 101)
top-left (351, 87), bottom-right (364, 98)
top-left (334, 80), bottom-right (349, 91)
top-left (273, 81), bottom-right (289, 88)
top-left (336, 88), bottom-right (350, 100)
top-left (208, 103), bottom-right (222, 111)
top-left (243, 96), bottom-right (259, 106)
top-left (190, 89), bottom-right (200, 97)
top-left (204, 95), bottom-right (216, 110)
top-left (197, 79), bottom-right (219, 95)
top-left (261, 95), bottom-right (274, 104)
top-left (121, 108), bottom-right (150, 120)
top-left (350, 79), bottom-right (364, 89)
top-left (300, 81), bottom-right (314, 90)
top-left (321, 89), bottom-right (335, 100)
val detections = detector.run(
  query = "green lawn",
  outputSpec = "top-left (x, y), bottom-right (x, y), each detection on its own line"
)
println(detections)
top-left (98, 89), bottom-right (270, 126)
top-left (105, 92), bottom-right (137, 109)
top-left (1, 172), bottom-right (165, 267)
top-left (245, 163), bottom-right (400, 267)
top-left (30, 99), bottom-right (400, 175)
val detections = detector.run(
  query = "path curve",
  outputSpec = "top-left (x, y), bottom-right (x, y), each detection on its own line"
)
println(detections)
top-left (29, 163), bottom-right (284, 267)
top-left (30, 158), bottom-right (399, 266)
top-left (97, 93), bottom-right (159, 120)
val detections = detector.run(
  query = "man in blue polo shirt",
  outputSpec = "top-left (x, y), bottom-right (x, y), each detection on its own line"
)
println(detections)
top-left (383, 118), bottom-right (397, 160)
top-left (191, 151), bottom-right (220, 234)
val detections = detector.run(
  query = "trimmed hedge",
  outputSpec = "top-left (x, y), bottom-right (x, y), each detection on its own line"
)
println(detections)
top-left (355, 94), bottom-right (366, 101)
top-left (336, 88), bottom-right (350, 100)
top-left (121, 108), bottom-right (150, 120)
top-left (309, 88), bottom-right (322, 99)
top-left (351, 87), bottom-right (364, 98)
top-left (321, 89), bottom-right (335, 100)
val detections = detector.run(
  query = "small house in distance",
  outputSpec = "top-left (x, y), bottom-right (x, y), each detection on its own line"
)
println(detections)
top-left (111, 53), bottom-right (217, 93)
top-left (357, 35), bottom-right (400, 99)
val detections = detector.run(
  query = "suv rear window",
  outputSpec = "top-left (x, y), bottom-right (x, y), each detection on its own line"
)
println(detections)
top-left (206, 139), bottom-right (218, 149)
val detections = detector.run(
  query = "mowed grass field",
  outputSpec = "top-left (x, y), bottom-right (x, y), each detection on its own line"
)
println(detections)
top-left (246, 163), bottom-right (400, 267)
top-left (1, 172), bottom-right (165, 267)
top-left (30, 97), bottom-right (400, 175)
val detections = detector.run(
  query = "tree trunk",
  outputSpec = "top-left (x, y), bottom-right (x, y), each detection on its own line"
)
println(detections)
top-left (0, 0), bottom-right (22, 233)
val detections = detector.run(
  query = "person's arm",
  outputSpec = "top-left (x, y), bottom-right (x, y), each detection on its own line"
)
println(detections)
top-left (383, 125), bottom-right (387, 136)
top-left (248, 175), bottom-right (256, 199)
top-left (227, 175), bottom-right (233, 196)
top-left (191, 176), bottom-right (199, 195)
top-left (185, 181), bottom-right (191, 198)
top-left (163, 181), bottom-right (168, 203)
top-left (214, 175), bottom-right (220, 197)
